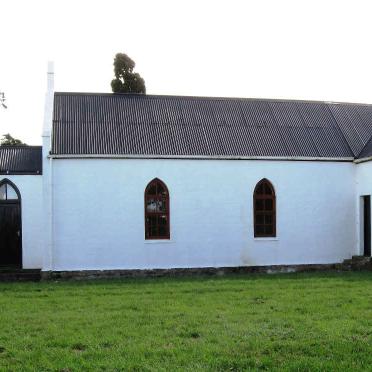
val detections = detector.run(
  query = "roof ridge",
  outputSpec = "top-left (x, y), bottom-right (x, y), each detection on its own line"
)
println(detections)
top-left (357, 133), bottom-right (372, 158)
top-left (325, 105), bottom-right (356, 157)
top-left (53, 92), bottom-right (372, 107)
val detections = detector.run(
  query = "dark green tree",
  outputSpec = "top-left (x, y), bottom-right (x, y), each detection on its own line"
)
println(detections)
top-left (111, 53), bottom-right (146, 94)
top-left (0, 134), bottom-right (26, 146)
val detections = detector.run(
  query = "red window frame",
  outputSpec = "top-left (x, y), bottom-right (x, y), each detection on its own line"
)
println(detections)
top-left (144, 178), bottom-right (170, 240)
top-left (253, 179), bottom-right (276, 238)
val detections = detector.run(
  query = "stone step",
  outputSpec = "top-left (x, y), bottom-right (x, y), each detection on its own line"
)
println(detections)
top-left (341, 256), bottom-right (372, 271)
top-left (352, 255), bottom-right (372, 262)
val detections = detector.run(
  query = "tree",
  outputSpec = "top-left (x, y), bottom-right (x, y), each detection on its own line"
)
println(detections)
top-left (0, 134), bottom-right (26, 146)
top-left (111, 53), bottom-right (146, 94)
top-left (0, 92), bottom-right (7, 109)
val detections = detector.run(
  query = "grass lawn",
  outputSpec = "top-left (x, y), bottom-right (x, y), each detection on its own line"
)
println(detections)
top-left (0, 272), bottom-right (371, 371)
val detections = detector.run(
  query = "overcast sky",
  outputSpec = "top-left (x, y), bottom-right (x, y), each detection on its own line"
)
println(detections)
top-left (1, 0), bottom-right (372, 145)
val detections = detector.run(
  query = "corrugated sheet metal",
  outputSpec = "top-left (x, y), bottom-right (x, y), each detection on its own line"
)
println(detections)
top-left (0, 146), bottom-right (42, 174)
top-left (358, 137), bottom-right (372, 159)
top-left (52, 93), bottom-right (372, 158)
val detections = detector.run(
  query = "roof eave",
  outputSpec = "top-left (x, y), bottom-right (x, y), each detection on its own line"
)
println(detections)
top-left (48, 154), bottom-right (355, 162)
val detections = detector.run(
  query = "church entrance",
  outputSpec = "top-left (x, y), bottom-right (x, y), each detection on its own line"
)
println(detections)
top-left (363, 195), bottom-right (371, 257)
top-left (0, 180), bottom-right (22, 267)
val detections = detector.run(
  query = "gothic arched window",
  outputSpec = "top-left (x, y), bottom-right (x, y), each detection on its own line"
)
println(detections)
top-left (145, 178), bottom-right (170, 239)
top-left (254, 179), bottom-right (276, 237)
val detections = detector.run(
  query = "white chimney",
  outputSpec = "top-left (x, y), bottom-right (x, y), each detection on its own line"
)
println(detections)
top-left (42, 61), bottom-right (55, 272)
top-left (47, 61), bottom-right (54, 93)
top-left (42, 61), bottom-right (55, 137)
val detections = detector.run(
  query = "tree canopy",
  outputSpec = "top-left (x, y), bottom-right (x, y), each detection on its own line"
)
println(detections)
top-left (111, 53), bottom-right (146, 94)
top-left (0, 134), bottom-right (26, 146)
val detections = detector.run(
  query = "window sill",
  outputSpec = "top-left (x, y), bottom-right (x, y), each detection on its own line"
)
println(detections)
top-left (253, 237), bottom-right (279, 241)
top-left (144, 239), bottom-right (173, 244)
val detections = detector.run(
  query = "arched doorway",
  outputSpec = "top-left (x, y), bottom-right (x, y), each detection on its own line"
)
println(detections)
top-left (0, 179), bottom-right (22, 267)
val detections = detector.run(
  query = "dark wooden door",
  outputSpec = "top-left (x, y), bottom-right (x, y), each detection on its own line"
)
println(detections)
top-left (0, 203), bottom-right (22, 267)
top-left (364, 196), bottom-right (371, 257)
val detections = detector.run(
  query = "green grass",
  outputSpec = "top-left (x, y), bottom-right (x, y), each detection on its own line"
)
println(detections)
top-left (0, 272), bottom-right (371, 371)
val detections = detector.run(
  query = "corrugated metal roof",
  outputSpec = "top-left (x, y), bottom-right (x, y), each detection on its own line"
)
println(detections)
top-left (357, 137), bottom-right (372, 159)
top-left (0, 146), bottom-right (42, 174)
top-left (52, 93), bottom-right (372, 159)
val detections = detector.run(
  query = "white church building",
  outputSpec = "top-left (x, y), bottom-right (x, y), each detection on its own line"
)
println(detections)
top-left (1, 65), bottom-right (372, 276)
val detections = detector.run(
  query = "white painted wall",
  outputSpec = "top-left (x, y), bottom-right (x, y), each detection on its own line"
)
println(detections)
top-left (50, 158), bottom-right (356, 271)
top-left (1, 175), bottom-right (43, 269)
top-left (355, 160), bottom-right (372, 256)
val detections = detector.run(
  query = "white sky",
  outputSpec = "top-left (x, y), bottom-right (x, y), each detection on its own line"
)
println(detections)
top-left (1, 0), bottom-right (372, 145)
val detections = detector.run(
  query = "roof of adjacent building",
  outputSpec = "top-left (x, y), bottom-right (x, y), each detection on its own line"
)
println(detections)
top-left (52, 92), bottom-right (372, 160)
top-left (0, 146), bottom-right (42, 175)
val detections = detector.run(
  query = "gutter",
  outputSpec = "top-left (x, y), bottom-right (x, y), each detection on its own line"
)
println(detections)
top-left (48, 154), bottom-right (355, 162)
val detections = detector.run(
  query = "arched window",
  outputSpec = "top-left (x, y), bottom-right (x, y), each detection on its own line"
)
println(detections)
top-left (145, 178), bottom-right (170, 239)
top-left (254, 179), bottom-right (276, 237)
top-left (0, 179), bottom-right (20, 201)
